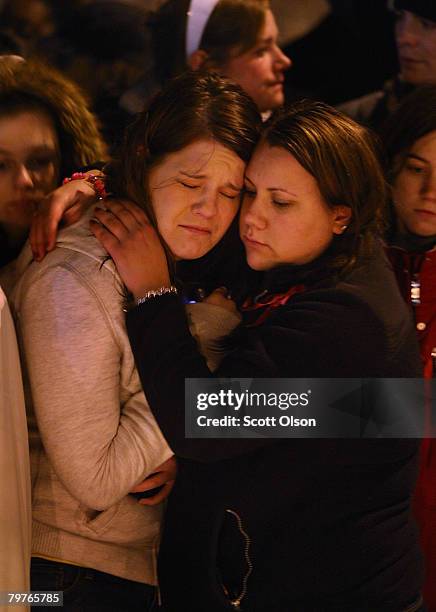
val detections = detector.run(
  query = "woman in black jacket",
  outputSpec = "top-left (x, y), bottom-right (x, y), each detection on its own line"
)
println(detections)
top-left (81, 101), bottom-right (424, 611)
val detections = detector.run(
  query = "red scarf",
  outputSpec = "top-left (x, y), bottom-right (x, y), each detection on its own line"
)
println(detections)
top-left (241, 284), bottom-right (306, 327)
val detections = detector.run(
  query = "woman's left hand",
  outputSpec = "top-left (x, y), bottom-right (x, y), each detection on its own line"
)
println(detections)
top-left (130, 456), bottom-right (178, 506)
top-left (90, 199), bottom-right (170, 298)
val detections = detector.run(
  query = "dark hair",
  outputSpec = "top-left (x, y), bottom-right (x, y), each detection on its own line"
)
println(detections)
top-left (393, 0), bottom-right (436, 23)
top-left (150, 0), bottom-right (269, 85)
top-left (109, 70), bottom-right (261, 227)
top-left (0, 57), bottom-right (106, 179)
top-left (201, 0), bottom-right (269, 65)
top-left (380, 85), bottom-right (436, 237)
top-left (262, 100), bottom-right (387, 270)
top-left (382, 85), bottom-right (436, 178)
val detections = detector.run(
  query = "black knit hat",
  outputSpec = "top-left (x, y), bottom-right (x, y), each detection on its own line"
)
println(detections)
top-left (394, 0), bottom-right (436, 22)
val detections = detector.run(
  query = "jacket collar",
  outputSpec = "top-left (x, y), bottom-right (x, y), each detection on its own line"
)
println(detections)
top-left (388, 229), bottom-right (436, 254)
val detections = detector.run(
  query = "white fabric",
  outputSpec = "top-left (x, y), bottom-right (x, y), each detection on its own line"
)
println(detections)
top-left (186, 0), bottom-right (219, 59)
top-left (0, 288), bottom-right (31, 612)
top-left (270, 0), bottom-right (331, 46)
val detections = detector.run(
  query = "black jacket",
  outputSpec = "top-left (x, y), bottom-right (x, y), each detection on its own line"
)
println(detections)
top-left (126, 244), bottom-right (423, 611)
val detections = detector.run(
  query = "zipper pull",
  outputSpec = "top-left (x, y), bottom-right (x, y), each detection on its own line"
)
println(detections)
top-left (411, 275), bottom-right (421, 305)
top-left (253, 289), bottom-right (268, 304)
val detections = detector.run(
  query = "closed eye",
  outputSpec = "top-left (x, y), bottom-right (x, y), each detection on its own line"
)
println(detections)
top-left (220, 191), bottom-right (240, 201)
top-left (272, 200), bottom-right (292, 208)
top-left (178, 180), bottom-right (200, 189)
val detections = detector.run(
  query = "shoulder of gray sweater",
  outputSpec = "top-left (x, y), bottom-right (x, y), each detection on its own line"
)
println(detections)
top-left (11, 238), bottom-right (126, 345)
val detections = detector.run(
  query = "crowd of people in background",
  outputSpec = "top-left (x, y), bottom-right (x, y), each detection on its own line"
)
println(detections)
top-left (0, 1), bottom-right (435, 611)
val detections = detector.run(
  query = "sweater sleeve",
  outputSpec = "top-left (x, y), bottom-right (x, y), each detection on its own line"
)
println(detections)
top-left (18, 264), bottom-right (172, 510)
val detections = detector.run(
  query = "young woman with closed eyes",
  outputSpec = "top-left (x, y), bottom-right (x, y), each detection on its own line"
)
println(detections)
top-left (90, 101), bottom-right (424, 611)
top-left (11, 71), bottom-right (261, 611)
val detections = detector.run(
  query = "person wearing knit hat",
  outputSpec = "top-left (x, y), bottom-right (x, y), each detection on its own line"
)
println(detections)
top-left (338, 0), bottom-right (436, 130)
top-left (394, 0), bottom-right (436, 86)
top-left (394, 0), bottom-right (436, 25)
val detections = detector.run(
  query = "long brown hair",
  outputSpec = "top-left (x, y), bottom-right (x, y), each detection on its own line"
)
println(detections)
top-left (380, 85), bottom-right (436, 237)
top-left (382, 85), bottom-right (436, 179)
top-left (0, 57), bottom-right (107, 180)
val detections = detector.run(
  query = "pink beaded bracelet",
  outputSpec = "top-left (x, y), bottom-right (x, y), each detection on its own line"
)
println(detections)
top-left (62, 172), bottom-right (109, 200)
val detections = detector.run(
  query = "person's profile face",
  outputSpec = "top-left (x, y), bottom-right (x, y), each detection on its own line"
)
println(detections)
top-left (392, 130), bottom-right (436, 237)
top-left (239, 143), bottom-right (350, 271)
top-left (395, 9), bottom-right (436, 85)
top-left (0, 110), bottom-right (59, 246)
top-left (148, 139), bottom-right (245, 260)
top-left (219, 10), bottom-right (291, 113)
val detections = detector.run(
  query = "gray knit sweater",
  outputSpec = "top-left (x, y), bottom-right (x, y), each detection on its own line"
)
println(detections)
top-left (9, 208), bottom-right (241, 585)
top-left (10, 210), bottom-right (174, 585)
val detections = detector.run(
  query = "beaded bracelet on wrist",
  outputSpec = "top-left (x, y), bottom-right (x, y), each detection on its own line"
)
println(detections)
top-left (62, 172), bottom-right (109, 200)
top-left (135, 286), bottom-right (178, 306)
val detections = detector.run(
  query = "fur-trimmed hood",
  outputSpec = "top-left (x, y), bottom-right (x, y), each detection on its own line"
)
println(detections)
top-left (0, 56), bottom-right (107, 178)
